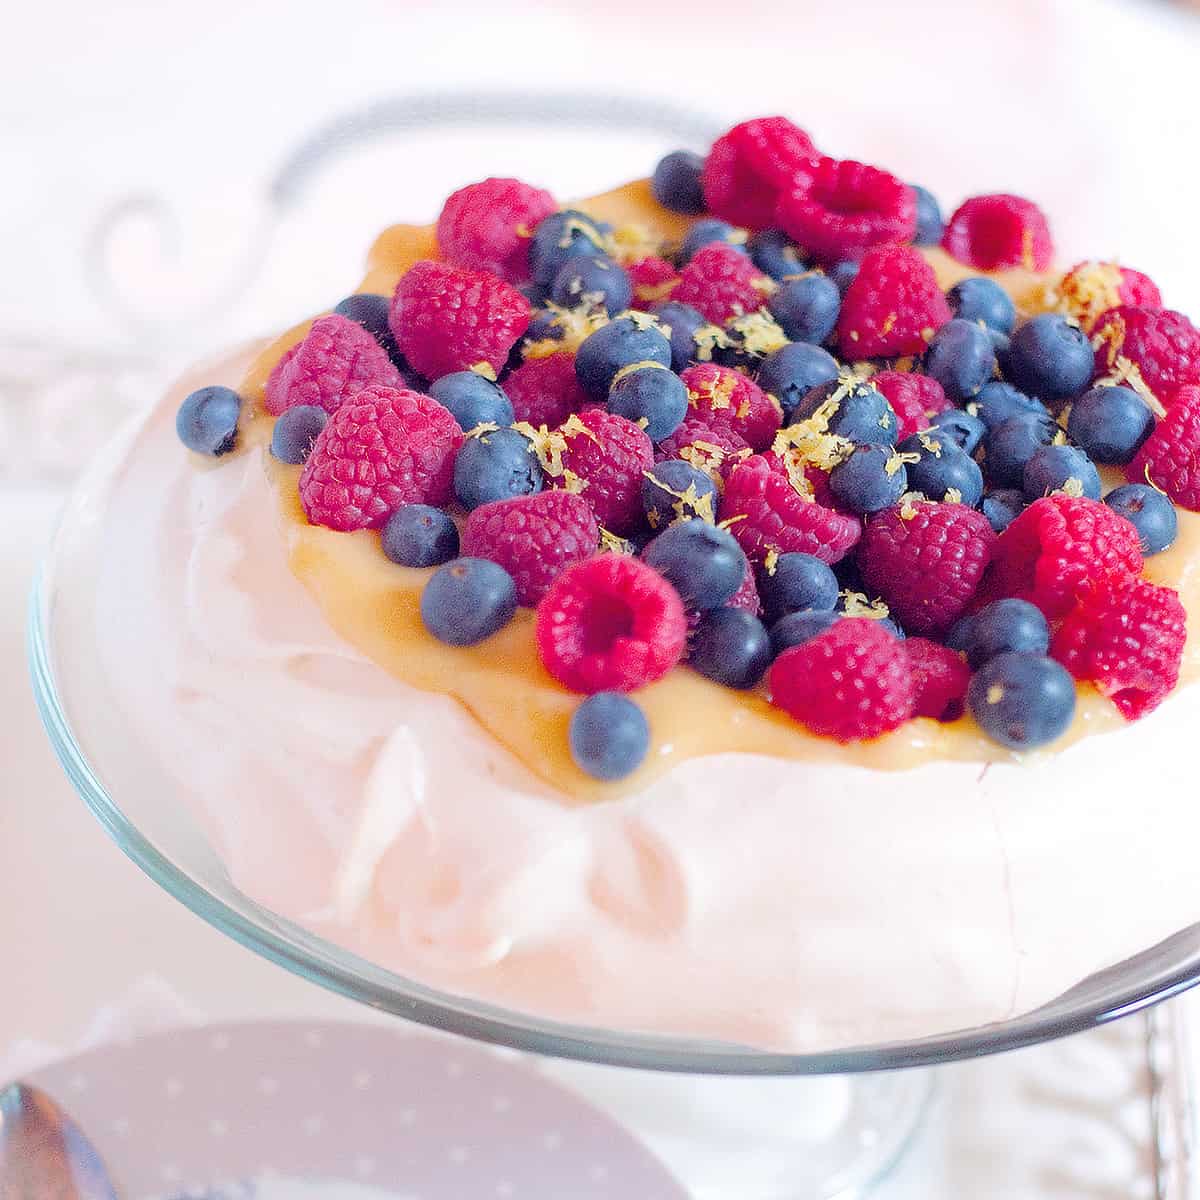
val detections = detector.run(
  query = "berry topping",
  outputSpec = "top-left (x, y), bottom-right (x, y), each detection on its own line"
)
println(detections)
top-left (672, 243), bottom-right (773, 325)
top-left (503, 352), bottom-right (589, 429)
top-left (768, 272), bottom-right (841, 344)
top-left (535, 554), bottom-right (687, 693)
top-left (650, 300), bottom-right (711, 373)
top-left (769, 608), bottom-right (841, 655)
top-left (941, 194), bottom-right (1054, 272)
top-left (550, 254), bottom-right (632, 313)
top-left (420, 557), bottom-right (518, 646)
top-left (1057, 261), bottom-right (1163, 333)
top-left (758, 551), bottom-right (840, 620)
top-left (1091, 306), bottom-right (1200, 403)
top-left (904, 637), bottom-right (969, 721)
top-left (947, 276), bottom-right (1017, 335)
top-left (792, 376), bottom-right (898, 446)
top-left (909, 184), bottom-right (945, 247)
top-left (642, 519), bottom-right (749, 611)
top-left (270, 404), bottom-right (327, 465)
top-left (299, 386), bottom-right (463, 532)
top-left (608, 363), bottom-right (689, 442)
top-left (453, 426), bottom-right (543, 510)
top-left (769, 618), bottom-right (916, 742)
top-left (962, 598), bottom-right (1049, 668)
top-left (575, 313), bottom-right (672, 397)
top-left (529, 210), bottom-right (609, 289)
top-left (982, 488), bottom-right (1026, 534)
top-left (382, 504), bottom-right (460, 568)
top-left (756, 342), bottom-right (841, 422)
top-left (652, 149), bottom-right (707, 215)
top-left (680, 363), bottom-right (782, 451)
top-left (1126, 383), bottom-right (1200, 510)
top-left (897, 430), bottom-right (984, 506)
top-left (626, 256), bottom-right (680, 308)
top-left (654, 417), bottom-right (752, 484)
top-left (1005, 313), bottom-right (1095, 405)
top-left (428, 370), bottom-right (515, 431)
top-left (176, 385), bottom-right (242, 456)
top-left (981, 412), bottom-right (1058, 488)
top-left (689, 608), bottom-right (773, 689)
top-left (680, 218), bottom-right (748, 263)
top-left (641, 460), bottom-right (719, 530)
top-left (702, 116), bottom-right (818, 230)
top-left (569, 692), bottom-right (651, 780)
top-left (868, 372), bottom-right (951, 441)
top-left (1103, 483), bottom-right (1177, 555)
top-left (928, 408), bottom-right (987, 456)
top-left (970, 381), bottom-right (1048, 430)
top-left (923, 318), bottom-right (997, 403)
top-left (436, 177), bottom-right (557, 281)
top-left (967, 653), bottom-right (1076, 749)
top-left (1023, 443), bottom-right (1101, 502)
top-left (827, 443), bottom-right (910, 514)
top-left (836, 244), bottom-right (952, 358)
top-left (747, 228), bottom-right (808, 280)
top-left (1066, 384), bottom-right (1154, 464)
top-left (334, 293), bottom-right (404, 363)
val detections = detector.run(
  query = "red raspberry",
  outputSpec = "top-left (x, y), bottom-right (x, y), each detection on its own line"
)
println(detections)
top-left (461, 490), bottom-right (598, 607)
top-left (436, 177), bottom-right (557, 282)
top-left (1091, 306), bottom-right (1200, 401)
top-left (390, 260), bottom-right (531, 382)
top-left (836, 245), bottom-right (952, 359)
top-left (503, 352), bottom-right (589, 429)
top-left (719, 454), bottom-right (861, 566)
top-left (299, 385), bottom-right (463, 532)
top-left (769, 619), bottom-right (915, 742)
top-left (726, 558), bottom-right (762, 615)
top-left (871, 371), bottom-right (952, 440)
top-left (626, 256), bottom-right (680, 308)
top-left (1051, 576), bottom-right (1186, 720)
top-left (702, 116), bottom-right (818, 230)
top-left (535, 554), bottom-right (687, 693)
top-left (776, 157), bottom-right (916, 266)
top-left (1057, 261), bottom-right (1162, 332)
top-left (264, 314), bottom-right (402, 416)
top-left (984, 494), bottom-right (1143, 619)
top-left (672, 243), bottom-right (773, 325)
top-left (904, 637), bottom-right (970, 722)
top-left (679, 363), bottom-right (782, 452)
top-left (941, 194), bottom-right (1054, 272)
top-left (654, 417), bottom-right (752, 484)
top-left (1127, 384), bottom-right (1200, 509)
top-left (858, 502), bottom-right (997, 637)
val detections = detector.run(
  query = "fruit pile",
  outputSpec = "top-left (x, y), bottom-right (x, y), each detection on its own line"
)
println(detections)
top-left (177, 115), bottom-right (1197, 782)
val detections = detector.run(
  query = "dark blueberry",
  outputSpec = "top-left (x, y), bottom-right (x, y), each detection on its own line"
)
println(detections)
top-left (982, 488), bottom-right (1025, 533)
top-left (828, 260), bottom-right (860, 296)
top-left (176, 385), bottom-right (241, 456)
top-left (768, 273), bottom-right (841, 344)
top-left (575, 315), bottom-right (672, 397)
top-left (968, 652), bottom-right (1076, 750)
top-left (333, 293), bottom-right (400, 360)
top-left (910, 184), bottom-right (944, 246)
top-left (969, 380), bottom-right (1048, 430)
top-left (982, 413), bottom-right (1058, 488)
top-left (651, 150), bottom-right (706, 215)
top-left (989, 328), bottom-right (1012, 358)
top-left (680, 219), bottom-right (747, 264)
top-left (550, 254), bottom-right (632, 314)
top-left (650, 300), bottom-right (709, 373)
top-left (569, 692), bottom-right (650, 781)
top-left (1022, 443), bottom-right (1101, 501)
top-left (453, 427), bottom-right (543, 510)
top-left (898, 431), bottom-right (984, 506)
top-left (529, 210), bottom-right (608, 289)
top-left (927, 409), bottom-right (987, 456)
top-left (641, 459), bottom-right (719, 529)
top-left (748, 228), bottom-right (808, 280)
top-left (1066, 385), bottom-right (1155, 465)
top-left (1005, 314), bottom-right (1095, 405)
top-left (828, 443), bottom-right (909, 514)
top-left (641, 520), bottom-right (748, 610)
top-left (381, 504), bottom-right (460, 568)
top-left (420, 557), bottom-right (517, 646)
top-left (429, 371), bottom-right (514, 431)
top-left (758, 552), bottom-right (840, 621)
top-left (608, 364), bottom-right (688, 442)
top-left (269, 404), bottom-right (327, 464)
top-left (770, 609), bottom-right (841, 656)
top-left (923, 318), bottom-right (997, 402)
top-left (689, 608), bottom-right (773, 689)
top-left (525, 307), bottom-right (565, 345)
top-left (964, 599), bottom-right (1049, 669)
top-left (756, 343), bottom-right (841, 421)
top-left (716, 311), bottom-right (790, 372)
top-left (946, 277), bottom-right (1016, 335)
top-left (945, 613), bottom-right (976, 652)
top-left (517, 281), bottom-right (548, 306)
top-left (792, 378), bottom-right (898, 446)
top-left (1104, 483), bottom-right (1178, 555)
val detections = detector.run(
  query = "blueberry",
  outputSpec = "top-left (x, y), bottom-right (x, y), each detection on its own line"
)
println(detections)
top-left (1104, 483), bottom-right (1178, 555)
top-left (969, 380), bottom-right (1048, 430)
top-left (828, 443), bottom-right (909, 514)
top-left (429, 371), bottom-right (515, 431)
top-left (982, 488), bottom-right (1025, 533)
top-left (525, 307), bottom-right (564, 345)
top-left (758, 552), bottom-right (840, 621)
top-left (606, 364), bottom-right (688, 442)
top-left (770, 609), bottom-right (841, 656)
top-left (946, 277), bottom-right (1016, 335)
top-left (269, 404), bottom-right (327, 464)
top-left (420, 557), bottom-right (517, 646)
top-left (768, 273), bottom-right (841, 344)
top-left (1022, 443), bottom-right (1101, 501)
top-left (910, 184), bottom-right (944, 246)
top-left (641, 520), bottom-right (748, 610)
top-left (381, 504), bottom-right (460, 567)
top-left (923, 318), bottom-right (997, 402)
top-left (651, 150), bottom-right (706, 215)
top-left (650, 301), bottom-right (709, 373)
top-left (1005, 314), bottom-right (1094, 405)
top-left (1066, 385), bottom-right (1155, 465)
top-left (792, 378), bottom-right (898, 446)
top-left (714, 311), bottom-right (789, 372)
top-left (968, 652), bottom-right (1076, 750)
top-left (898, 431), bottom-right (984, 506)
top-left (569, 692), bottom-right (650, 781)
top-left (927, 409), bottom-right (987, 456)
top-left (748, 228), bottom-right (807, 280)
top-left (989, 328), bottom-right (1012, 358)
top-left (945, 613), bottom-right (977, 652)
top-left (964, 599), bottom-right (1049, 668)
top-left (517, 281), bottom-right (548, 307)
top-left (982, 413), bottom-right (1058, 488)
top-left (550, 254), bottom-right (632, 313)
top-left (828, 260), bottom-right (860, 295)
top-left (453, 427), bottom-right (543, 510)
top-left (689, 608), bottom-right (773, 689)
top-left (680, 219), bottom-right (746, 264)
top-left (530, 210), bottom-right (608, 289)
top-left (176, 385), bottom-right (241, 456)
top-left (333, 292), bottom-right (401, 360)
top-left (757, 343), bottom-right (841, 421)
top-left (575, 314), bottom-right (672, 397)
top-left (641, 460), bottom-right (719, 529)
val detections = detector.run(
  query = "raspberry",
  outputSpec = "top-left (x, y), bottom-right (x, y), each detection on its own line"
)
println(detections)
top-left (858, 502), bottom-right (997, 636)
top-left (390, 260), bottom-right (531, 382)
top-left (671, 243), bottom-right (773, 325)
top-left (535, 554), bottom-right (687, 692)
top-left (702, 116), bottom-right (818, 230)
top-left (627, 256), bottom-right (680, 308)
top-left (1057, 261), bottom-right (1163, 332)
top-left (679, 363), bottom-right (782, 452)
top-left (726, 558), bottom-right (762, 615)
top-left (503, 352), bottom-right (589, 429)
top-left (719, 454), bottom-right (862, 566)
top-left (870, 371), bottom-right (952, 440)
top-left (436, 177), bottom-right (557, 282)
top-left (1091, 306), bottom-right (1200, 402)
top-left (941, 194), bottom-right (1054, 272)
top-left (264, 314), bottom-right (402, 416)
top-left (768, 619), bottom-right (915, 742)
top-left (904, 637), bottom-right (970, 721)
top-left (836, 245), bottom-right (952, 359)
top-left (1051, 576), bottom-right (1186, 719)
top-left (984, 494), bottom-right (1143, 619)
top-left (461, 490), bottom-right (598, 607)
top-left (1127, 384), bottom-right (1200, 509)
top-left (654, 417), bottom-right (752, 484)
top-left (299, 385), bottom-right (463, 531)
top-left (776, 157), bottom-right (916, 266)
